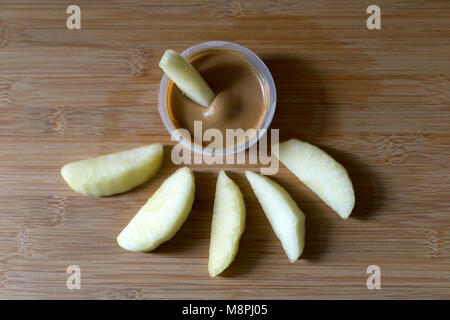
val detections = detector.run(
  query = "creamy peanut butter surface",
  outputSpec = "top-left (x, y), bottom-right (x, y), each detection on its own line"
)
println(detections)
top-left (167, 49), bottom-right (269, 149)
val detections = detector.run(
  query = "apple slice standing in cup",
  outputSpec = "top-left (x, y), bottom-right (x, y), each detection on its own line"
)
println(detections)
top-left (209, 171), bottom-right (246, 277)
top-left (117, 167), bottom-right (195, 252)
top-left (246, 171), bottom-right (306, 263)
top-left (159, 49), bottom-right (215, 108)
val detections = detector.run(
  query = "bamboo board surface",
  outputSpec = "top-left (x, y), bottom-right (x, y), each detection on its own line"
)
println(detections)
top-left (0, 0), bottom-right (449, 299)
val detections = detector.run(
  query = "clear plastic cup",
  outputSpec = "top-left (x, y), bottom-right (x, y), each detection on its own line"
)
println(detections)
top-left (158, 41), bottom-right (277, 157)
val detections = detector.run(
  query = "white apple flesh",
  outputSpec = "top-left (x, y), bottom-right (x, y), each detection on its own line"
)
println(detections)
top-left (117, 167), bottom-right (195, 252)
top-left (245, 170), bottom-right (305, 263)
top-left (208, 171), bottom-right (246, 277)
top-left (159, 49), bottom-right (216, 107)
top-left (61, 143), bottom-right (163, 197)
top-left (274, 139), bottom-right (355, 219)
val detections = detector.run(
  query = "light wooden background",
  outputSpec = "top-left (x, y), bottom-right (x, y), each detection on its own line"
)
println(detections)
top-left (0, 0), bottom-right (449, 299)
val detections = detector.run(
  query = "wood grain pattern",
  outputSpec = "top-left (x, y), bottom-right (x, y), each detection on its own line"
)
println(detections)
top-left (0, 0), bottom-right (449, 299)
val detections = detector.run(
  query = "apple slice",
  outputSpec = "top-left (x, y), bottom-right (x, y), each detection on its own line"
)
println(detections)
top-left (61, 144), bottom-right (163, 197)
top-left (117, 167), bottom-right (195, 252)
top-left (245, 170), bottom-right (305, 263)
top-left (208, 171), bottom-right (246, 277)
top-left (274, 139), bottom-right (355, 219)
top-left (159, 49), bottom-right (215, 107)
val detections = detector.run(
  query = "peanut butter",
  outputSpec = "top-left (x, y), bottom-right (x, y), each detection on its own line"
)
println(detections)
top-left (167, 49), bottom-right (269, 149)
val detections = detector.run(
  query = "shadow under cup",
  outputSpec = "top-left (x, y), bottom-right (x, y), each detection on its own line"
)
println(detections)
top-left (158, 41), bottom-right (277, 157)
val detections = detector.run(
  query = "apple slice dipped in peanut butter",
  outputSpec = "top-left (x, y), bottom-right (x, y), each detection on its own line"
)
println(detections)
top-left (159, 49), bottom-right (216, 107)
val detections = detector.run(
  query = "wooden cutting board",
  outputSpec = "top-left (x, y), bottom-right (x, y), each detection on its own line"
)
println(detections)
top-left (0, 0), bottom-right (449, 299)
